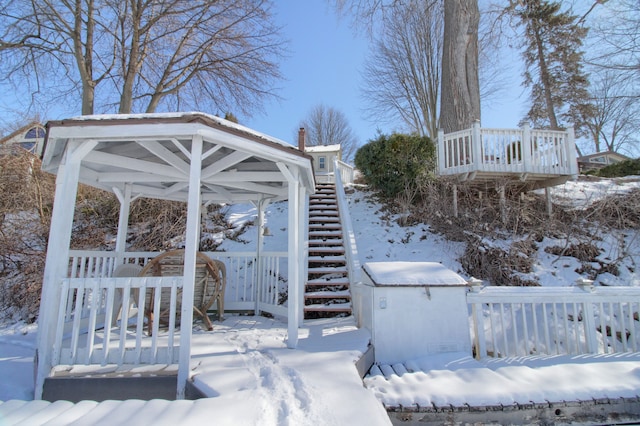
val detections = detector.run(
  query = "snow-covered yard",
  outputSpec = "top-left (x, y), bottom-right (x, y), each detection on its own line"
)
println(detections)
top-left (1, 176), bottom-right (639, 425)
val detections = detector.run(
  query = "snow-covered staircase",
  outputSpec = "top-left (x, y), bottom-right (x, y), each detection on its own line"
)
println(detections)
top-left (304, 183), bottom-right (352, 318)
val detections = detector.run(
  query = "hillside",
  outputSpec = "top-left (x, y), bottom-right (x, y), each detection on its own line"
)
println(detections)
top-left (1, 146), bottom-right (639, 323)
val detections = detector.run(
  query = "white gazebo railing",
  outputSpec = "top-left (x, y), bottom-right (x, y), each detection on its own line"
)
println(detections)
top-left (438, 122), bottom-right (578, 181)
top-left (468, 281), bottom-right (640, 359)
top-left (54, 250), bottom-right (288, 367)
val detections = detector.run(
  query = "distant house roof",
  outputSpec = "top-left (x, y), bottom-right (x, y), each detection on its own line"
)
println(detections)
top-left (577, 151), bottom-right (630, 171)
top-left (305, 144), bottom-right (341, 153)
top-left (0, 121), bottom-right (46, 155)
top-left (578, 151), bottom-right (630, 163)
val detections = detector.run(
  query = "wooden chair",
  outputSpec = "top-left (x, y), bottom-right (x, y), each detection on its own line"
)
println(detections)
top-left (137, 250), bottom-right (225, 335)
top-left (111, 263), bottom-right (144, 326)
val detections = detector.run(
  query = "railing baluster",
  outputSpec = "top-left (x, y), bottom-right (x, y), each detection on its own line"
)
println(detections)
top-left (619, 302), bottom-right (628, 352)
top-left (630, 302), bottom-right (637, 352)
top-left (552, 303), bottom-right (560, 355)
top-left (599, 302), bottom-right (608, 354)
top-left (562, 303), bottom-right (570, 354)
top-left (499, 303), bottom-right (508, 357)
top-left (521, 302), bottom-right (529, 356)
top-left (489, 303), bottom-right (497, 357)
top-left (542, 303), bottom-right (550, 354)
top-left (532, 302), bottom-right (540, 355)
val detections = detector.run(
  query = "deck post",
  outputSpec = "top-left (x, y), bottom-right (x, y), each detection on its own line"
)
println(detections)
top-left (437, 129), bottom-right (445, 174)
top-left (498, 185), bottom-right (506, 224)
top-left (452, 184), bottom-right (458, 218)
top-left (545, 187), bottom-right (553, 217)
top-left (522, 123), bottom-right (532, 172)
top-left (566, 127), bottom-right (579, 176)
top-left (35, 140), bottom-right (96, 399)
top-left (177, 135), bottom-right (203, 399)
top-left (471, 120), bottom-right (482, 168)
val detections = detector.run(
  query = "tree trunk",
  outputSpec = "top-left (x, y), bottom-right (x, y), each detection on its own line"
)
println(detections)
top-left (531, 20), bottom-right (559, 129)
top-left (118, 1), bottom-right (142, 114)
top-left (439, 0), bottom-right (481, 134)
top-left (73, 0), bottom-right (95, 115)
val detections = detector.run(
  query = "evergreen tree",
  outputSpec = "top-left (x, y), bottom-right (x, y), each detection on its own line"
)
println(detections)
top-left (513, 0), bottom-right (593, 137)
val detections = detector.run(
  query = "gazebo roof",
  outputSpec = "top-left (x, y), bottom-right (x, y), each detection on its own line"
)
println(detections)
top-left (42, 112), bottom-right (315, 203)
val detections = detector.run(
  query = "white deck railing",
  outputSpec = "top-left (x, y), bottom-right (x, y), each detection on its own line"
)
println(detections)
top-left (56, 250), bottom-right (287, 367)
top-left (333, 158), bottom-right (361, 289)
top-left (438, 122), bottom-right (578, 178)
top-left (468, 281), bottom-right (640, 359)
top-left (314, 160), bottom-right (355, 185)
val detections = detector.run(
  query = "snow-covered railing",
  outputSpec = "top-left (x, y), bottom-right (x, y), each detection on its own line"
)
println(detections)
top-left (438, 122), bottom-right (578, 178)
top-left (56, 250), bottom-right (288, 368)
top-left (54, 275), bottom-right (182, 366)
top-left (336, 159), bottom-right (355, 185)
top-left (333, 158), bottom-right (361, 293)
top-left (468, 281), bottom-right (640, 359)
top-left (313, 160), bottom-right (355, 185)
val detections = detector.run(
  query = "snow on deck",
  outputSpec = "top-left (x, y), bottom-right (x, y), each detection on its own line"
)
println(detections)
top-left (364, 351), bottom-right (640, 409)
top-left (0, 316), bottom-right (391, 426)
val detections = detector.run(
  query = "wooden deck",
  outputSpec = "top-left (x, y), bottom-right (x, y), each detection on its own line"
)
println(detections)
top-left (438, 123), bottom-right (579, 191)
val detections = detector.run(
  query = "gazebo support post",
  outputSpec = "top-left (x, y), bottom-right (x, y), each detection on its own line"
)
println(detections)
top-left (253, 198), bottom-right (271, 315)
top-left (113, 183), bottom-right (134, 266)
top-left (176, 135), bottom-right (203, 399)
top-left (35, 140), bottom-right (96, 399)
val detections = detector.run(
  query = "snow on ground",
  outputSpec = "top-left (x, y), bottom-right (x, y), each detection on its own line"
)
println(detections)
top-left (365, 351), bottom-right (640, 408)
top-left (1, 177), bottom-right (639, 423)
top-left (0, 316), bottom-right (390, 426)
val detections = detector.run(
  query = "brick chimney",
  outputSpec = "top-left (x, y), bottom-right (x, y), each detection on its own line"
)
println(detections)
top-left (298, 127), bottom-right (306, 152)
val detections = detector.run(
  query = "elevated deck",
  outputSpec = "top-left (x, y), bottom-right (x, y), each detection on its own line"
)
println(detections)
top-left (438, 123), bottom-right (578, 191)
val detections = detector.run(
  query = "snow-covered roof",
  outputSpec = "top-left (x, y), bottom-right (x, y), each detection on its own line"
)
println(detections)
top-left (363, 262), bottom-right (468, 286)
top-left (41, 112), bottom-right (315, 203)
top-left (305, 144), bottom-right (341, 153)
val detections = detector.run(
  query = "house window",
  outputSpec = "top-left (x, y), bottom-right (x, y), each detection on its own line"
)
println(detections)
top-left (319, 156), bottom-right (326, 170)
top-left (25, 127), bottom-right (45, 139)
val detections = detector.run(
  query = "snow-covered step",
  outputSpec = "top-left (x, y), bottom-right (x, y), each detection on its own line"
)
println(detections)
top-left (308, 266), bottom-right (348, 275)
top-left (309, 223), bottom-right (342, 231)
top-left (308, 246), bottom-right (345, 253)
top-left (309, 216), bottom-right (340, 223)
top-left (306, 278), bottom-right (350, 288)
top-left (308, 255), bottom-right (347, 263)
top-left (304, 302), bottom-right (352, 313)
top-left (305, 290), bottom-right (351, 298)
top-left (308, 230), bottom-right (343, 238)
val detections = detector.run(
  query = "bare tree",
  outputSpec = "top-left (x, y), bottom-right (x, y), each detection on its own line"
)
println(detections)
top-left (0, 0), bottom-right (115, 115)
top-left (0, 0), bottom-right (285, 116)
top-left (332, 0), bottom-right (481, 135)
top-left (361, 1), bottom-right (443, 139)
top-left (587, 0), bottom-right (640, 79)
top-left (439, 0), bottom-right (481, 133)
top-left (298, 104), bottom-right (359, 162)
top-left (584, 70), bottom-right (639, 155)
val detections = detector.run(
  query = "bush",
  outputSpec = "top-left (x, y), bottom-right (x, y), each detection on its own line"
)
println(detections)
top-left (592, 157), bottom-right (640, 178)
top-left (354, 133), bottom-right (436, 199)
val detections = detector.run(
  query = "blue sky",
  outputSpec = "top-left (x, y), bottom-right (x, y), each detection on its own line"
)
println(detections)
top-left (245, 0), bottom-right (528, 148)
top-left (0, 0), bottom-right (528, 148)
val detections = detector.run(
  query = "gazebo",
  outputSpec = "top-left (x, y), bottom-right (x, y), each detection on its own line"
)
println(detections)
top-left (35, 112), bottom-right (315, 399)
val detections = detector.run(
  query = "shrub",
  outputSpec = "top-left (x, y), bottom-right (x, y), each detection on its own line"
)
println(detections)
top-left (354, 133), bottom-right (436, 200)
top-left (592, 157), bottom-right (640, 178)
